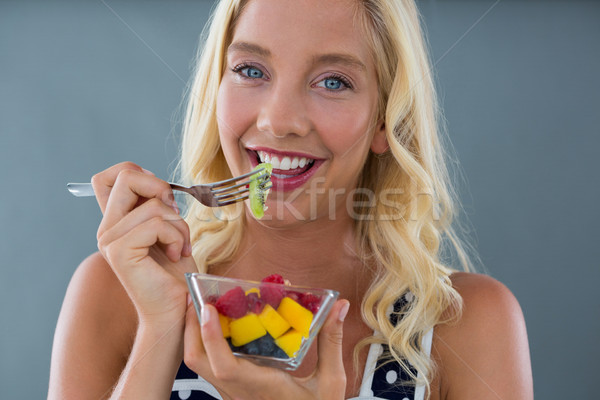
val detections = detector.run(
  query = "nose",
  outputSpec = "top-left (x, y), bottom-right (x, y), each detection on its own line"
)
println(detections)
top-left (256, 82), bottom-right (312, 138)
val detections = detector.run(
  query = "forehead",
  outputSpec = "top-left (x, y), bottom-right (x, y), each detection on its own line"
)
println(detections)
top-left (231, 0), bottom-right (372, 67)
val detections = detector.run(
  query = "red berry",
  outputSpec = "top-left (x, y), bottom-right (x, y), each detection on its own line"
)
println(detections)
top-left (206, 295), bottom-right (219, 306)
top-left (285, 290), bottom-right (302, 303)
top-left (215, 286), bottom-right (247, 318)
top-left (246, 292), bottom-right (266, 314)
top-left (262, 274), bottom-right (285, 284)
top-left (260, 284), bottom-right (285, 309)
top-left (299, 293), bottom-right (321, 314)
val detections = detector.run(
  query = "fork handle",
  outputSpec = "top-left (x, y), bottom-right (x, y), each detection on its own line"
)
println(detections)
top-left (67, 183), bottom-right (95, 197)
top-left (66, 182), bottom-right (185, 197)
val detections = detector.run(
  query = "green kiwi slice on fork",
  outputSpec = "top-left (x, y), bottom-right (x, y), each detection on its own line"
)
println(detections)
top-left (249, 163), bottom-right (273, 219)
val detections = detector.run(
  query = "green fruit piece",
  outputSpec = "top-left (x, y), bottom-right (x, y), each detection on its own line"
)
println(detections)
top-left (249, 163), bottom-right (273, 219)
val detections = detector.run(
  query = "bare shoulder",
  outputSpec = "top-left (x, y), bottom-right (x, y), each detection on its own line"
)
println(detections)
top-left (62, 252), bottom-right (136, 336)
top-left (450, 272), bottom-right (523, 322)
top-left (431, 272), bottom-right (533, 400)
top-left (48, 252), bottom-right (137, 399)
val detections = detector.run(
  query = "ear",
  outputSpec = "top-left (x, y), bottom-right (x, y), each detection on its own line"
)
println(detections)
top-left (370, 119), bottom-right (388, 154)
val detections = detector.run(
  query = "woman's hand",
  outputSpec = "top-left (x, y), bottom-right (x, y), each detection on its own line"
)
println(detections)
top-left (183, 299), bottom-right (350, 400)
top-left (93, 162), bottom-right (197, 330)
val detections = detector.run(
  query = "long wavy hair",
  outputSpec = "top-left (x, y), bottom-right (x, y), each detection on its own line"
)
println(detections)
top-left (178, 0), bottom-right (474, 395)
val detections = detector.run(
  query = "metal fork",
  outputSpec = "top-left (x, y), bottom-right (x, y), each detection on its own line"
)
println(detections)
top-left (66, 168), bottom-right (270, 207)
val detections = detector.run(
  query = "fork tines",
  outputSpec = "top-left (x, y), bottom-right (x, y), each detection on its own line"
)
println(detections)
top-left (212, 168), bottom-right (271, 206)
top-left (210, 167), bottom-right (265, 188)
top-left (211, 172), bottom-right (269, 194)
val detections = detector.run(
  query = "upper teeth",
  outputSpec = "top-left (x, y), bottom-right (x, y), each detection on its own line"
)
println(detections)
top-left (257, 151), bottom-right (314, 170)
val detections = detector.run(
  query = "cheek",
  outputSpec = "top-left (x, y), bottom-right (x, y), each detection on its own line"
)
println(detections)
top-left (216, 83), bottom-right (257, 175)
top-left (313, 101), bottom-right (375, 156)
top-left (216, 82), bottom-right (255, 144)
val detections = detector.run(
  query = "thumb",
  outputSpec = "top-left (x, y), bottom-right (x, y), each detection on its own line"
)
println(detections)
top-left (315, 299), bottom-right (350, 381)
top-left (183, 295), bottom-right (206, 372)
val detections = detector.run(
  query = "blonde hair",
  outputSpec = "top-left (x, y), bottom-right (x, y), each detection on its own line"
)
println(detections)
top-left (179, 0), bottom-right (473, 395)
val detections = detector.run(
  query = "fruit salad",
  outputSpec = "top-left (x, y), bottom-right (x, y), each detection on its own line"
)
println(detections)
top-left (186, 272), bottom-right (339, 370)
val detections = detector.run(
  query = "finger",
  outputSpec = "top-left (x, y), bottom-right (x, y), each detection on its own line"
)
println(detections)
top-left (98, 169), bottom-right (176, 238)
top-left (102, 215), bottom-right (186, 267)
top-left (315, 300), bottom-right (349, 385)
top-left (98, 198), bottom-right (191, 258)
top-left (91, 162), bottom-right (152, 214)
top-left (184, 303), bottom-right (236, 400)
top-left (199, 305), bottom-right (241, 382)
top-left (183, 297), bottom-right (210, 375)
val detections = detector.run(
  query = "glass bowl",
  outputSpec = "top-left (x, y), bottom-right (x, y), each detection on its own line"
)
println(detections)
top-left (185, 272), bottom-right (339, 371)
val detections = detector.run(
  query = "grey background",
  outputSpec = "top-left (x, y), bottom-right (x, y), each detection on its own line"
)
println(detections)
top-left (1, 0), bottom-right (598, 398)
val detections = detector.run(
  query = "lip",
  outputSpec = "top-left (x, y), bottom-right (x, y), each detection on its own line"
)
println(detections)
top-left (246, 148), bottom-right (326, 192)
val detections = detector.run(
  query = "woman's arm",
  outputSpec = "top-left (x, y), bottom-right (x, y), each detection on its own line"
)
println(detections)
top-left (434, 272), bottom-right (534, 400)
top-left (48, 252), bottom-right (137, 399)
top-left (48, 162), bottom-right (197, 399)
top-left (48, 252), bottom-right (186, 400)
top-left (111, 315), bottom-right (184, 399)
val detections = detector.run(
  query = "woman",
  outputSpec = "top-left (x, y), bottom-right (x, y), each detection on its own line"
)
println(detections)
top-left (48, 0), bottom-right (533, 399)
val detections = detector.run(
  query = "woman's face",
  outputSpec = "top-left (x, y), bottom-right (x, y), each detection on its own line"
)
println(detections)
top-left (217, 0), bottom-right (385, 225)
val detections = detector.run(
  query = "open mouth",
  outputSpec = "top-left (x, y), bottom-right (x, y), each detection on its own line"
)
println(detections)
top-left (247, 149), bottom-right (324, 192)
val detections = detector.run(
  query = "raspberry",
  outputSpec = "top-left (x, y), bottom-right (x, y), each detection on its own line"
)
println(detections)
top-left (206, 295), bottom-right (219, 306)
top-left (260, 284), bottom-right (285, 309)
top-left (262, 274), bottom-right (285, 284)
top-left (215, 286), bottom-right (248, 318)
top-left (299, 293), bottom-right (321, 314)
top-left (285, 290), bottom-right (302, 303)
top-left (246, 292), bottom-right (266, 314)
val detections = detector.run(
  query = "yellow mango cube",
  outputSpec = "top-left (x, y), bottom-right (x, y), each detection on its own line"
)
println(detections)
top-left (258, 304), bottom-right (291, 339)
top-left (229, 314), bottom-right (267, 347)
top-left (218, 313), bottom-right (231, 338)
top-left (274, 329), bottom-right (303, 358)
top-left (277, 297), bottom-right (313, 338)
top-left (245, 288), bottom-right (260, 296)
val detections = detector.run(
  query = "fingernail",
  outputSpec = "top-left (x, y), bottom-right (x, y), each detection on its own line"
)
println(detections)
top-left (141, 168), bottom-right (154, 176)
top-left (201, 305), bottom-right (212, 326)
top-left (338, 301), bottom-right (350, 322)
top-left (172, 202), bottom-right (180, 215)
top-left (187, 294), bottom-right (192, 306)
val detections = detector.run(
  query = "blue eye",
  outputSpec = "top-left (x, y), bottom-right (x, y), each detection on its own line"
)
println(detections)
top-left (316, 74), bottom-right (352, 91)
top-left (233, 64), bottom-right (264, 79)
top-left (324, 78), bottom-right (342, 90)
top-left (244, 66), bottom-right (263, 78)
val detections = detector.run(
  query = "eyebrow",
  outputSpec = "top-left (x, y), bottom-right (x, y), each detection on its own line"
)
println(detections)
top-left (312, 53), bottom-right (367, 73)
top-left (227, 41), bottom-right (367, 73)
top-left (228, 41), bottom-right (271, 58)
